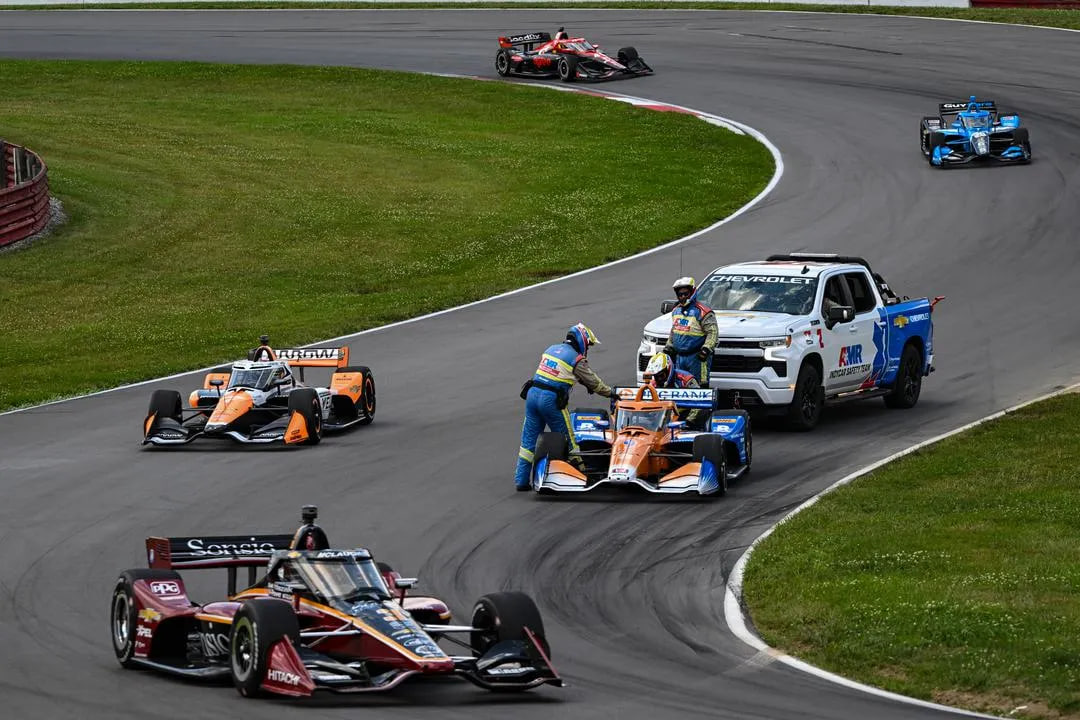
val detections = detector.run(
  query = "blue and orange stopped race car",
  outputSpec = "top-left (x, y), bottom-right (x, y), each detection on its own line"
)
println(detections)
top-left (920, 96), bottom-right (1032, 167)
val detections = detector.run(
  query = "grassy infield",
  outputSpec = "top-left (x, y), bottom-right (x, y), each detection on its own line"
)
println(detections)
top-left (2, 5), bottom-right (1078, 718)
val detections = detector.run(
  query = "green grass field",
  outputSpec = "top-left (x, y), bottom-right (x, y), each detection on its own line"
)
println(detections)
top-left (743, 392), bottom-right (1080, 720)
top-left (7, 4), bottom-right (1080, 33)
top-left (0, 60), bottom-right (772, 410)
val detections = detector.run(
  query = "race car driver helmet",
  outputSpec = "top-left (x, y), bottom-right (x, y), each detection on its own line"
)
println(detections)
top-left (566, 323), bottom-right (601, 356)
top-left (673, 276), bottom-right (697, 306)
top-left (644, 352), bottom-right (672, 386)
top-left (555, 27), bottom-right (569, 40)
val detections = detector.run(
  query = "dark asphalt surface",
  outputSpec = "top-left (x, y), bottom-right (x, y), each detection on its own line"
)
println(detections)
top-left (2, 9), bottom-right (1079, 720)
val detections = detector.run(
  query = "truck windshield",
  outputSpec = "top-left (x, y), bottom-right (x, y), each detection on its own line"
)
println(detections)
top-left (695, 274), bottom-right (818, 315)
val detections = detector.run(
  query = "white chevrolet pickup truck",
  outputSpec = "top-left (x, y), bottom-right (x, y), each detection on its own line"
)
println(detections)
top-left (637, 254), bottom-right (941, 430)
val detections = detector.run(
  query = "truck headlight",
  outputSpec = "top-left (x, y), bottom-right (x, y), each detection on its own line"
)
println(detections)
top-left (759, 337), bottom-right (790, 348)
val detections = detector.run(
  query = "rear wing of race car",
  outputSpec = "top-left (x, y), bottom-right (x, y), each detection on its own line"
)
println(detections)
top-left (147, 533), bottom-right (295, 594)
top-left (613, 386), bottom-right (720, 410)
top-left (939, 99), bottom-right (996, 117)
top-left (498, 31), bottom-right (551, 49)
top-left (275, 346), bottom-right (350, 369)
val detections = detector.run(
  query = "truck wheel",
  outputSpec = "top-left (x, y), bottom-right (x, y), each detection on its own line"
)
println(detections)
top-left (692, 434), bottom-right (727, 496)
top-left (471, 591), bottom-right (550, 658)
top-left (230, 599), bottom-right (301, 698)
top-left (110, 569), bottom-right (183, 668)
top-left (885, 344), bottom-right (923, 409)
top-left (287, 388), bottom-right (322, 444)
top-left (786, 363), bottom-right (823, 431)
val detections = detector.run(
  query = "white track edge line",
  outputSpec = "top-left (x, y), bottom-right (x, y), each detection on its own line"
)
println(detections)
top-left (1, 84), bottom-right (784, 416)
top-left (723, 380), bottom-right (1080, 719)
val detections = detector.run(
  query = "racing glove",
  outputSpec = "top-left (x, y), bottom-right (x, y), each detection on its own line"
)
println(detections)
top-left (662, 345), bottom-right (677, 357)
top-left (697, 347), bottom-right (713, 360)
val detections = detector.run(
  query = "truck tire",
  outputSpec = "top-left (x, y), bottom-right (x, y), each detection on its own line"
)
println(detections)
top-left (786, 363), bottom-right (823, 431)
top-left (885, 343), bottom-right (923, 409)
top-left (692, 434), bottom-right (727, 496)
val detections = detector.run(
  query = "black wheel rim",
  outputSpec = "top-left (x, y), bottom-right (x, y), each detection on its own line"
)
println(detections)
top-left (800, 374), bottom-right (820, 423)
top-left (471, 605), bottom-right (498, 655)
top-left (364, 376), bottom-right (375, 414)
top-left (112, 591), bottom-right (130, 652)
top-left (496, 54), bottom-right (507, 73)
top-left (232, 621), bottom-right (254, 679)
top-left (559, 59), bottom-right (568, 78)
top-left (312, 400), bottom-right (322, 434)
top-left (902, 356), bottom-right (920, 404)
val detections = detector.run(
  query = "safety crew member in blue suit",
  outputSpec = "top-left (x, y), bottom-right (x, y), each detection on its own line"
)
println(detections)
top-left (663, 276), bottom-right (717, 386)
top-left (514, 323), bottom-right (613, 491)
top-left (644, 352), bottom-right (705, 428)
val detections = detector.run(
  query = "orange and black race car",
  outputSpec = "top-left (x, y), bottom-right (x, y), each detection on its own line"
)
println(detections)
top-left (110, 506), bottom-right (560, 698)
top-left (495, 27), bottom-right (652, 82)
top-left (142, 344), bottom-right (375, 447)
top-left (531, 385), bottom-right (751, 497)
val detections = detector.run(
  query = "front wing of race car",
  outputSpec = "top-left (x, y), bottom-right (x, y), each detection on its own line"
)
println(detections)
top-left (533, 388), bottom-right (750, 495)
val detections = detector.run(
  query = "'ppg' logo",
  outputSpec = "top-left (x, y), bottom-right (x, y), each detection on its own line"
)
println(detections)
top-left (838, 345), bottom-right (863, 367)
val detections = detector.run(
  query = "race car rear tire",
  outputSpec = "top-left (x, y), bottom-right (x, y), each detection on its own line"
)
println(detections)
top-left (534, 431), bottom-right (568, 462)
top-left (692, 434), bottom-right (727, 496)
top-left (495, 49), bottom-right (511, 77)
top-left (471, 591), bottom-right (550, 659)
top-left (230, 599), bottom-right (301, 698)
top-left (288, 388), bottom-right (322, 444)
top-left (557, 56), bottom-right (578, 82)
top-left (337, 365), bottom-right (376, 424)
top-left (148, 389), bottom-right (182, 423)
top-left (786, 362), bottom-right (823, 431)
top-left (885, 343), bottom-right (923, 409)
top-left (111, 568), bottom-right (183, 669)
top-left (617, 46), bottom-right (639, 65)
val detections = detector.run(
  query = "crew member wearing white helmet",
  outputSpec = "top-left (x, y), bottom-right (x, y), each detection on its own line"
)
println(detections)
top-left (662, 277), bottom-right (717, 386)
top-left (644, 352), bottom-right (705, 428)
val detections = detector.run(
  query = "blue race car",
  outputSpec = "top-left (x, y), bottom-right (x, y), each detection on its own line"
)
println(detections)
top-left (920, 96), bottom-right (1031, 167)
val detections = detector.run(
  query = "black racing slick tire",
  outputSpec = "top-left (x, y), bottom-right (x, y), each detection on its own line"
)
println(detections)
top-left (786, 362), bottom-right (823, 431)
top-left (229, 599), bottom-right (301, 698)
top-left (885, 343), bottom-right (923, 409)
top-left (287, 388), bottom-right (322, 445)
top-left (1012, 127), bottom-right (1032, 162)
top-left (337, 365), bottom-right (376, 425)
top-left (471, 591), bottom-right (550, 659)
top-left (617, 46), bottom-right (639, 65)
top-left (692, 434), bottom-right (727, 496)
top-left (495, 49), bottom-right (512, 77)
top-left (557, 55), bottom-right (578, 82)
top-left (534, 432), bottom-right (568, 462)
top-left (111, 568), bottom-right (183, 668)
top-left (928, 132), bottom-right (948, 168)
top-left (148, 389), bottom-right (182, 423)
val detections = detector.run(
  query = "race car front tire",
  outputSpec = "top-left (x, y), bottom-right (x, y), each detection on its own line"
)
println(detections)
top-left (692, 434), bottom-right (728, 496)
top-left (288, 388), bottom-right (322, 444)
top-left (557, 56), bottom-right (578, 82)
top-left (534, 431), bottom-right (568, 462)
top-left (111, 568), bottom-right (184, 668)
top-left (148, 389), bottom-right (183, 424)
top-left (230, 599), bottom-right (301, 698)
top-left (1012, 127), bottom-right (1032, 162)
top-left (884, 343), bottom-right (923, 409)
top-left (335, 365), bottom-right (376, 425)
top-left (617, 46), bottom-right (639, 65)
top-left (495, 49), bottom-right (512, 77)
top-left (471, 591), bottom-right (550, 659)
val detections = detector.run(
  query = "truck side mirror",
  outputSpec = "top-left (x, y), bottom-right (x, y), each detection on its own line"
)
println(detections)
top-left (660, 300), bottom-right (677, 314)
top-left (825, 305), bottom-right (855, 329)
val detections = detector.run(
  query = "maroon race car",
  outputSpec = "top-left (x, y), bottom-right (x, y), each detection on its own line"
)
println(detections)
top-left (110, 506), bottom-right (560, 697)
top-left (495, 27), bottom-right (653, 82)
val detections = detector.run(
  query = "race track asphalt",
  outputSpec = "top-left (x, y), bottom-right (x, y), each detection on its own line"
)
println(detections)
top-left (1, 9), bottom-right (1079, 719)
